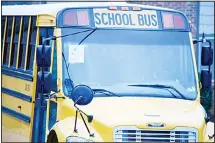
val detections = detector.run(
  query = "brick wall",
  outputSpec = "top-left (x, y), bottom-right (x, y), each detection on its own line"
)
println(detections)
top-left (128, 1), bottom-right (198, 38)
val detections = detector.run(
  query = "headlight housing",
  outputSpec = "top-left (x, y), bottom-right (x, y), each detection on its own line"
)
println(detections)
top-left (66, 136), bottom-right (92, 142)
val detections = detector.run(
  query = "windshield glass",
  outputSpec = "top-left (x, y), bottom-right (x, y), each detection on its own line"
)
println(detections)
top-left (61, 28), bottom-right (197, 100)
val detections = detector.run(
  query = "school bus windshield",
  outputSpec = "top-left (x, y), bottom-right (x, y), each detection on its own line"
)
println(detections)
top-left (62, 28), bottom-right (197, 100)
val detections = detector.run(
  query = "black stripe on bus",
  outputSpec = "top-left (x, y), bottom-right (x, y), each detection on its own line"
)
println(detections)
top-left (2, 106), bottom-right (31, 123)
top-left (2, 66), bottom-right (33, 81)
top-left (2, 87), bottom-right (32, 102)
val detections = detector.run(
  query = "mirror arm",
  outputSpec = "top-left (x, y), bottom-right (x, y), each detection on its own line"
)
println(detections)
top-left (73, 97), bottom-right (94, 137)
top-left (74, 97), bottom-right (94, 123)
top-left (48, 90), bottom-right (65, 101)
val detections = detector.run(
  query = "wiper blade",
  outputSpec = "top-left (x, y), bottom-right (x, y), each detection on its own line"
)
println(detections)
top-left (128, 84), bottom-right (186, 100)
top-left (78, 28), bottom-right (97, 45)
top-left (93, 89), bottom-right (120, 97)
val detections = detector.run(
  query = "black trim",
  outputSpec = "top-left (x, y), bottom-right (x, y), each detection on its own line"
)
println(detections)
top-left (2, 66), bottom-right (33, 81)
top-left (2, 87), bottom-right (32, 102)
top-left (2, 106), bottom-right (31, 123)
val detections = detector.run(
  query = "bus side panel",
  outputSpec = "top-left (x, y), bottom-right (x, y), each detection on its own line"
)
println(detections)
top-left (2, 114), bottom-right (29, 142)
top-left (2, 74), bottom-right (34, 96)
top-left (2, 74), bottom-right (33, 142)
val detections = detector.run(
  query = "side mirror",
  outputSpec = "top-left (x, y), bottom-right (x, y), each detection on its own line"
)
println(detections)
top-left (36, 45), bottom-right (51, 67)
top-left (201, 45), bottom-right (213, 66)
top-left (201, 70), bottom-right (212, 90)
top-left (70, 85), bottom-right (94, 105)
top-left (37, 71), bottom-right (52, 94)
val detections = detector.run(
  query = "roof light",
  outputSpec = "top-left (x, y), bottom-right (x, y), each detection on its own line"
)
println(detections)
top-left (162, 13), bottom-right (174, 28)
top-left (121, 7), bottom-right (129, 11)
top-left (63, 10), bottom-right (89, 26)
top-left (173, 14), bottom-right (185, 29)
top-left (109, 6), bottom-right (117, 10)
top-left (64, 11), bottom-right (77, 25)
top-left (133, 7), bottom-right (141, 11)
top-left (77, 11), bottom-right (89, 25)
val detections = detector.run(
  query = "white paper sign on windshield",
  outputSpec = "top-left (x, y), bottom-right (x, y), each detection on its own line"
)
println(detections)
top-left (68, 45), bottom-right (86, 64)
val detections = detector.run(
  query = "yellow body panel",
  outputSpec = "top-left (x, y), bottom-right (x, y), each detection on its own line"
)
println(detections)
top-left (2, 114), bottom-right (30, 142)
top-left (2, 93), bottom-right (32, 117)
top-left (52, 97), bottom-right (208, 142)
top-left (2, 74), bottom-right (33, 142)
top-left (36, 14), bottom-right (56, 27)
top-left (2, 75), bottom-right (34, 96)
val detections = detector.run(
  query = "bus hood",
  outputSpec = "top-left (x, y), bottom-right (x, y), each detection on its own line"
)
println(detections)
top-left (57, 97), bottom-right (206, 142)
top-left (80, 97), bottom-right (205, 128)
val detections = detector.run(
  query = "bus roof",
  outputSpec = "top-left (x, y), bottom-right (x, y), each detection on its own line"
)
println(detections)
top-left (2, 2), bottom-right (180, 16)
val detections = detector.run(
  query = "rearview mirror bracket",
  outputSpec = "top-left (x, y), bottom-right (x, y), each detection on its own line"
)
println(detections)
top-left (73, 96), bottom-right (94, 137)
top-left (193, 35), bottom-right (213, 73)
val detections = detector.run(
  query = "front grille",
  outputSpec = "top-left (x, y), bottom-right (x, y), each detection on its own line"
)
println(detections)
top-left (114, 126), bottom-right (198, 142)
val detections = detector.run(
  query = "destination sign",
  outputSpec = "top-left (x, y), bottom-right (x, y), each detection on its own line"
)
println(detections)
top-left (93, 9), bottom-right (159, 29)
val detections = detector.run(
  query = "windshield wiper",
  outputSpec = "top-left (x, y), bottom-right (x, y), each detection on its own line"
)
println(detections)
top-left (61, 28), bottom-right (96, 90)
top-left (128, 84), bottom-right (186, 100)
top-left (93, 89), bottom-right (120, 97)
top-left (78, 28), bottom-right (97, 45)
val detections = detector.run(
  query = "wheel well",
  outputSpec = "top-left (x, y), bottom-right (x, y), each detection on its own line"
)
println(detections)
top-left (47, 130), bottom-right (58, 143)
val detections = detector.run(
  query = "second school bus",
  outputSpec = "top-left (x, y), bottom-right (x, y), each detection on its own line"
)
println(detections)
top-left (2, 2), bottom-right (214, 142)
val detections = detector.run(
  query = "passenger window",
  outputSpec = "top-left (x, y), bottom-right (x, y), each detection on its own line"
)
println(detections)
top-left (11, 17), bottom-right (21, 67)
top-left (18, 16), bottom-right (29, 69)
top-left (4, 16), bottom-right (13, 65)
top-left (26, 16), bottom-right (37, 70)
top-left (1, 17), bottom-right (6, 44)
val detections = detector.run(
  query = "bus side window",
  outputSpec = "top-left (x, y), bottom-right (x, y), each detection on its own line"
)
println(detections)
top-left (18, 16), bottom-right (29, 69)
top-left (51, 41), bottom-right (58, 92)
top-left (4, 16), bottom-right (13, 66)
top-left (1, 16), bottom-right (6, 48)
top-left (10, 17), bottom-right (21, 67)
top-left (26, 16), bottom-right (37, 71)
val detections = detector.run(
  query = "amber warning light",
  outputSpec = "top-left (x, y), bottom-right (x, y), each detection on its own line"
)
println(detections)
top-left (64, 10), bottom-right (90, 26)
top-left (162, 12), bottom-right (185, 29)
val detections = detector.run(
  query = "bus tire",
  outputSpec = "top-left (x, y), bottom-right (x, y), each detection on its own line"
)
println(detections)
top-left (47, 130), bottom-right (58, 143)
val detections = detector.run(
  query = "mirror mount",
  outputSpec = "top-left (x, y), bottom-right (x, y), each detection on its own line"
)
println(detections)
top-left (73, 96), bottom-right (94, 137)
top-left (193, 33), bottom-right (213, 90)
top-left (48, 90), bottom-right (65, 101)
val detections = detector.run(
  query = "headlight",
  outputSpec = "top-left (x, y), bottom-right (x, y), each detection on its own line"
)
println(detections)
top-left (66, 136), bottom-right (92, 142)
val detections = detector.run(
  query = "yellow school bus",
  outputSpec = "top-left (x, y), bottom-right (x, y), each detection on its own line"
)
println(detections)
top-left (2, 2), bottom-right (214, 142)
